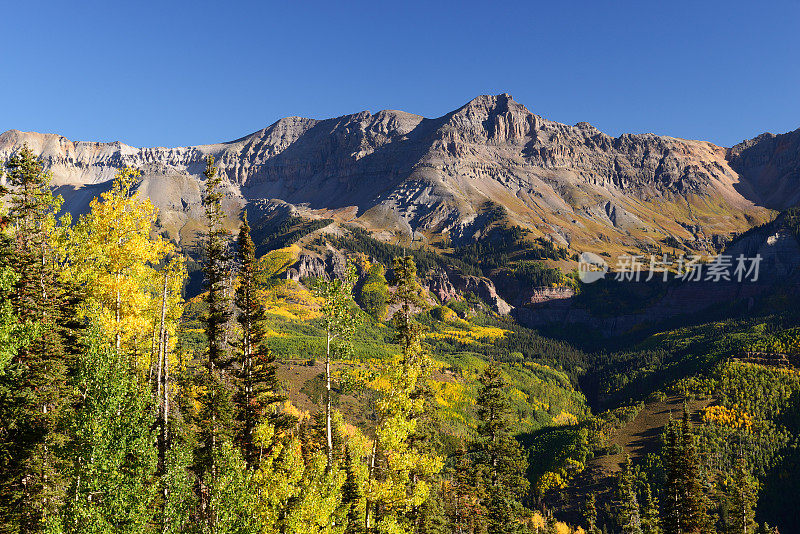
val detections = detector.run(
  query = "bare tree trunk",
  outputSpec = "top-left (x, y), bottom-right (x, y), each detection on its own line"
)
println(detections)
top-left (365, 438), bottom-right (377, 530)
top-left (150, 320), bottom-right (159, 385)
top-left (156, 272), bottom-right (169, 533)
top-left (115, 284), bottom-right (121, 352)
top-left (156, 344), bottom-right (163, 411)
top-left (325, 330), bottom-right (333, 470)
top-left (157, 273), bottom-right (169, 408)
top-left (161, 329), bottom-right (170, 534)
top-left (163, 329), bottom-right (170, 448)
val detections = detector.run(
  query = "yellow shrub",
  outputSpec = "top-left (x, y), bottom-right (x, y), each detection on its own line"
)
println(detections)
top-left (529, 511), bottom-right (545, 530)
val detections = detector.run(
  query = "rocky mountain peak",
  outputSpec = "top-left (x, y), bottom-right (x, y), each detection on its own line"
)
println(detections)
top-left (438, 93), bottom-right (539, 143)
top-left (0, 94), bottom-right (785, 256)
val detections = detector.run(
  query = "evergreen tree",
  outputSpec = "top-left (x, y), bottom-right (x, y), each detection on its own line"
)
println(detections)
top-left (417, 482), bottom-right (450, 534)
top-left (472, 362), bottom-right (530, 534)
top-left (584, 493), bottom-right (601, 534)
top-left (726, 456), bottom-right (757, 534)
top-left (233, 213), bottom-right (289, 469)
top-left (696, 435), bottom-right (719, 534)
top-left (448, 450), bottom-right (482, 534)
top-left (4, 146), bottom-right (61, 319)
top-left (679, 408), bottom-right (707, 533)
top-left (201, 155), bottom-right (234, 375)
top-left (662, 418), bottom-right (682, 534)
top-left (662, 409), bottom-right (712, 534)
top-left (0, 147), bottom-right (83, 532)
top-left (341, 445), bottom-right (364, 534)
top-left (640, 483), bottom-right (662, 534)
top-left (196, 155), bottom-right (236, 530)
top-left (613, 455), bottom-right (642, 534)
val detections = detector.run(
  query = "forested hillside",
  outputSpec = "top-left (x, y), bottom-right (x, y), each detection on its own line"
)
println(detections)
top-left (1, 149), bottom-right (796, 533)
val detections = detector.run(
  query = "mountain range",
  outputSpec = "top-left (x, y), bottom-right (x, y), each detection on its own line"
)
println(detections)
top-left (1, 93), bottom-right (797, 258)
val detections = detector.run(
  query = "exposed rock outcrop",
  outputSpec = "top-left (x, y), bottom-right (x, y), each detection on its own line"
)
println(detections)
top-left (426, 270), bottom-right (461, 302)
top-left (0, 93), bottom-right (775, 255)
top-left (285, 251), bottom-right (347, 281)
top-left (425, 269), bottom-right (512, 315)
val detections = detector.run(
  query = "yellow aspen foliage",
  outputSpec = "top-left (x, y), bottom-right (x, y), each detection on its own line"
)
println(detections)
top-left (525, 512), bottom-right (578, 534)
top-left (529, 511), bottom-right (546, 530)
top-left (253, 414), bottom-right (363, 534)
top-left (702, 404), bottom-right (755, 430)
top-left (552, 410), bottom-right (579, 426)
top-left (257, 244), bottom-right (300, 278)
top-left (426, 325), bottom-right (510, 343)
top-left (536, 471), bottom-right (565, 497)
top-left (64, 167), bottom-right (174, 359)
top-left (366, 350), bottom-right (444, 531)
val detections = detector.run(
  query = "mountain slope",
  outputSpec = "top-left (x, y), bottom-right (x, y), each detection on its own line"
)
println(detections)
top-left (0, 94), bottom-right (778, 254)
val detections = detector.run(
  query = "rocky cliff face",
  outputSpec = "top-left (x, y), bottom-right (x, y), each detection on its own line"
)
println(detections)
top-left (284, 251), bottom-right (348, 282)
top-left (0, 94), bottom-right (784, 254)
top-left (728, 128), bottom-right (800, 209)
top-left (425, 269), bottom-right (512, 315)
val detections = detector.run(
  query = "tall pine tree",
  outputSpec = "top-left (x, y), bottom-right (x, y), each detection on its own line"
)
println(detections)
top-left (472, 362), bottom-right (530, 534)
top-left (233, 213), bottom-right (289, 469)
top-left (614, 455), bottom-right (643, 534)
top-left (679, 408), bottom-right (708, 533)
top-left (584, 492), bottom-right (601, 534)
top-left (0, 146), bottom-right (83, 532)
top-left (196, 155), bottom-right (236, 530)
top-left (726, 456), bottom-right (758, 534)
top-left (662, 418), bottom-right (682, 534)
top-left (662, 409), bottom-right (711, 534)
top-left (640, 483), bottom-right (662, 534)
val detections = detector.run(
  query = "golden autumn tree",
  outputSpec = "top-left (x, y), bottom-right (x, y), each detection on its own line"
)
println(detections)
top-left (366, 256), bottom-right (443, 532)
top-left (64, 167), bottom-right (173, 359)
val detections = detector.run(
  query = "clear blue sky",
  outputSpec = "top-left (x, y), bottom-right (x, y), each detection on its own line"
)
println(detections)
top-left (2, 0), bottom-right (798, 148)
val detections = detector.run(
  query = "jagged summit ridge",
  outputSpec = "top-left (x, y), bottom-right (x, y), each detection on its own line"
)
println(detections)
top-left (0, 94), bottom-right (783, 253)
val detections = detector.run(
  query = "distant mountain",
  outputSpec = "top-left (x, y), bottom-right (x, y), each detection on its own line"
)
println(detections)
top-left (0, 93), bottom-right (789, 256)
